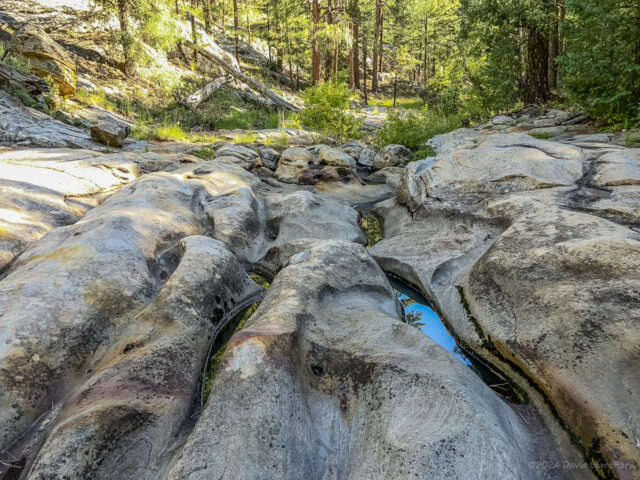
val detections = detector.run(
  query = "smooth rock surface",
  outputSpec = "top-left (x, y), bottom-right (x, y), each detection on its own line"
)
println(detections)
top-left (0, 148), bottom-right (139, 271)
top-left (0, 90), bottom-right (97, 149)
top-left (168, 240), bottom-right (545, 480)
top-left (372, 130), bottom-right (640, 479)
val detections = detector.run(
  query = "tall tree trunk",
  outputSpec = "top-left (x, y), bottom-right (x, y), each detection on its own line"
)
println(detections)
top-left (203, 0), bottom-right (212, 33)
top-left (548, 4), bottom-right (559, 92)
top-left (233, 0), bottom-right (239, 63)
top-left (393, 73), bottom-right (397, 107)
top-left (311, 0), bottom-right (321, 85)
top-left (245, 0), bottom-right (251, 44)
top-left (378, 13), bottom-right (383, 74)
top-left (266, 3), bottom-right (272, 62)
top-left (349, 20), bottom-right (355, 89)
top-left (285, 19), bottom-right (295, 90)
top-left (634, 0), bottom-right (640, 102)
top-left (423, 14), bottom-right (428, 86)
top-left (353, 13), bottom-right (360, 89)
top-left (191, 11), bottom-right (198, 64)
top-left (371, 0), bottom-right (381, 92)
top-left (363, 20), bottom-right (368, 104)
top-left (117, 0), bottom-right (133, 76)
top-left (524, 26), bottom-right (550, 104)
top-left (324, 0), bottom-right (334, 82)
top-left (222, 0), bottom-right (226, 33)
top-left (557, 0), bottom-right (565, 87)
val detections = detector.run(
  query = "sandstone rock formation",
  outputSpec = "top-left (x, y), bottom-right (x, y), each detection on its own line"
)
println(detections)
top-left (90, 121), bottom-right (132, 148)
top-left (0, 148), bottom-right (139, 271)
top-left (374, 144), bottom-right (412, 170)
top-left (11, 24), bottom-right (77, 96)
top-left (0, 90), bottom-right (96, 148)
top-left (1, 107), bottom-right (638, 480)
top-left (372, 125), bottom-right (640, 480)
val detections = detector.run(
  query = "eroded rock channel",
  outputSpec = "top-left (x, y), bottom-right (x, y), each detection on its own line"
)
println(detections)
top-left (0, 108), bottom-right (638, 479)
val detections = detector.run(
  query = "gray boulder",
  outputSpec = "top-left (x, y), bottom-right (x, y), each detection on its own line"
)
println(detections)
top-left (90, 121), bottom-right (132, 148)
top-left (373, 144), bottom-right (412, 170)
top-left (358, 147), bottom-right (377, 168)
top-left (214, 144), bottom-right (261, 170)
top-left (0, 90), bottom-right (97, 149)
top-left (258, 145), bottom-right (280, 170)
top-left (0, 148), bottom-right (139, 271)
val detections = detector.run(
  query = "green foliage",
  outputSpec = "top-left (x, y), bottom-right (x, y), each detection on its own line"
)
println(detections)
top-left (359, 214), bottom-right (384, 249)
top-left (530, 132), bottom-right (550, 140)
top-left (0, 43), bottom-right (31, 74)
top-left (91, 0), bottom-right (180, 73)
top-left (298, 81), bottom-right (363, 140)
top-left (131, 122), bottom-right (188, 141)
top-left (369, 97), bottom-right (425, 110)
top-left (626, 132), bottom-right (640, 148)
top-left (192, 146), bottom-right (217, 159)
top-left (559, 0), bottom-right (640, 124)
top-left (374, 108), bottom-right (462, 150)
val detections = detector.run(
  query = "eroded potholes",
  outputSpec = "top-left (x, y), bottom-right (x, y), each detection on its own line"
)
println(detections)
top-left (202, 272), bottom-right (271, 404)
top-left (388, 275), bottom-right (523, 404)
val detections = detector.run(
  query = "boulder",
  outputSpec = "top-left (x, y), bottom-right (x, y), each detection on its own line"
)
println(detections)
top-left (339, 140), bottom-right (366, 160)
top-left (275, 144), bottom-right (358, 185)
top-left (0, 90), bottom-right (97, 149)
top-left (90, 121), bottom-right (132, 148)
top-left (11, 24), bottom-right (76, 96)
top-left (591, 149), bottom-right (640, 187)
top-left (214, 144), bottom-right (261, 170)
top-left (373, 144), bottom-right (412, 170)
top-left (358, 147), bottom-right (377, 168)
top-left (258, 145), bottom-right (280, 170)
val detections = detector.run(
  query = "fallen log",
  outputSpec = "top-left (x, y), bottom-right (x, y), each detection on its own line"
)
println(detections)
top-left (237, 90), bottom-right (276, 109)
top-left (0, 62), bottom-right (49, 97)
top-left (185, 39), bottom-right (298, 112)
top-left (185, 75), bottom-right (230, 108)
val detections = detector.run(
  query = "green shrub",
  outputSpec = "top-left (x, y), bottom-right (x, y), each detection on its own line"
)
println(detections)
top-left (131, 122), bottom-right (187, 141)
top-left (298, 81), bottom-right (363, 140)
top-left (374, 108), bottom-right (462, 151)
top-left (530, 132), bottom-right (550, 140)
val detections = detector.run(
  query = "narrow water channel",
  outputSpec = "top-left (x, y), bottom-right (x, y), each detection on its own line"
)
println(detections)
top-left (388, 276), bottom-right (522, 403)
top-left (202, 272), bottom-right (271, 404)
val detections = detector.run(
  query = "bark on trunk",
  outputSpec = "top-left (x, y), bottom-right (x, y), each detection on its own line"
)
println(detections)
top-left (312, 0), bottom-right (321, 85)
top-left (117, 0), bottom-right (133, 76)
top-left (353, 17), bottom-right (360, 89)
top-left (363, 21), bottom-right (368, 104)
top-left (548, 5), bottom-right (559, 92)
top-left (378, 13), bottom-right (383, 74)
top-left (203, 0), bottom-right (212, 33)
top-left (233, 0), bottom-right (239, 63)
top-left (423, 14), bottom-right (428, 86)
top-left (371, 0), bottom-right (381, 92)
top-left (324, 0), bottom-right (334, 82)
top-left (524, 26), bottom-right (550, 105)
top-left (349, 21), bottom-right (355, 89)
